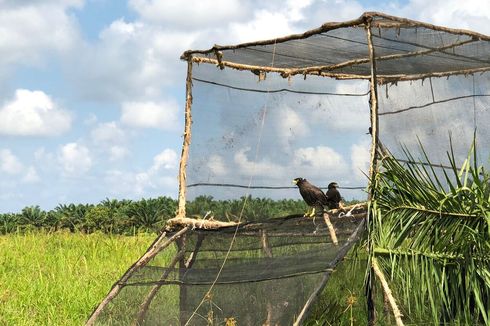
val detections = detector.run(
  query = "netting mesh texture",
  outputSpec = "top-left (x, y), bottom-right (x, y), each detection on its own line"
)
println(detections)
top-left (94, 215), bottom-right (363, 325)
top-left (89, 12), bottom-right (490, 326)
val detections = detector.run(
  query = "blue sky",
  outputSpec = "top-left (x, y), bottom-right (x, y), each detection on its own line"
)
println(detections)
top-left (0, 0), bottom-right (489, 213)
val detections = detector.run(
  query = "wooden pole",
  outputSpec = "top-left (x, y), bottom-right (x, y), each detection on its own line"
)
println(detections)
top-left (86, 227), bottom-right (189, 325)
top-left (323, 212), bottom-right (338, 246)
top-left (365, 16), bottom-right (380, 326)
top-left (177, 60), bottom-right (194, 219)
top-left (292, 219), bottom-right (366, 326)
top-left (372, 257), bottom-right (405, 326)
top-left (133, 245), bottom-right (187, 326)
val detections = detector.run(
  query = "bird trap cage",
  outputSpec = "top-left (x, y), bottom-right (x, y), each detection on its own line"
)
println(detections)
top-left (87, 12), bottom-right (490, 325)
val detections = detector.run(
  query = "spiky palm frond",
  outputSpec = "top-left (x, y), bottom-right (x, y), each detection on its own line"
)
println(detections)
top-left (370, 139), bottom-right (490, 325)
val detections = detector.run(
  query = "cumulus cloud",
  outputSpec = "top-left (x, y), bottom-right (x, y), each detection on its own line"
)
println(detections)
top-left (293, 146), bottom-right (348, 176)
top-left (58, 143), bottom-right (92, 175)
top-left (207, 155), bottom-right (228, 177)
top-left (0, 149), bottom-right (24, 175)
top-left (0, 89), bottom-right (71, 136)
top-left (402, 0), bottom-right (490, 34)
top-left (91, 121), bottom-right (125, 144)
top-left (129, 0), bottom-right (249, 29)
top-left (0, 1), bottom-right (81, 69)
top-left (234, 147), bottom-right (286, 179)
top-left (150, 149), bottom-right (178, 171)
top-left (67, 19), bottom-right (196, 101)
top-left (104, 148), bottom-right (178, 196)
top-left (276, 106), bottom-right (310, 150)
top-left (22, 166), bottom-right (41, 184)
top-left (351, 139), bottom-right (371, 181)
top-left (121, 100), bottom-right (181, 130)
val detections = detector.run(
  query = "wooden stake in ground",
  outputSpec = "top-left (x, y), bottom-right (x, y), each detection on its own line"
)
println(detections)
top-left (372, 257), bottom-right (404, 326)
top-left (323, 212), bottom-right (338, 245)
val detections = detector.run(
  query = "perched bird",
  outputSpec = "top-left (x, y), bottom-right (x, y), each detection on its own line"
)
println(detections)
top-left (325, 182), bottom-right (342, 209)
top-left (293, 177), bottom-right (329, 217)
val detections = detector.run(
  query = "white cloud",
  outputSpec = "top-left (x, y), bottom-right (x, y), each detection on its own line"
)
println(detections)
top-left (129, 0), bottom-right (249, 29)
top-left (293, 146), bottom-right (348, 176)
top-left (229, 9), bottom-right (295, 43)
top-left (150, 149), bottom-right (178, 171)
top-left (109, 146), bottom-right (130, 162)
top-left (68, 19), bottom-right (196, 101)
top-left (22, 166), bottom-right (41, 183)
top-left (121, 100), bottom-right (181, 130)
top-left (351, 139), bottom-right (371, 181)
top-left (104, 148), bottom-right (178, 196)
top-left (276, 106), bottom-right (310, 149)
top-left (207, 155), bottom-right (228, 177)
top-left (0, 149), bottom-right (24, 175)
top-left (0, 1), bottom-right (81, 68)
top-left (0, 89), bottom-right (71, 136)
top-left (91, 121), bottom-right (126, 144)
top-left (402, 0), bottom-right (490, 34)
top-left (58, 143), bottom-right (92, 175)
top-left (234, 147), bottom-right (286, 179)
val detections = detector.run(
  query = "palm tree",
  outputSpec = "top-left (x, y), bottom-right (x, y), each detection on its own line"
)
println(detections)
top-left (369, 140), bottom-right (490, 324)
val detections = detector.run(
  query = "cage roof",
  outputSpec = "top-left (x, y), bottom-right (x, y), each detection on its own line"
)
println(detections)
top-left (181, 12), bottom-right (490, 83)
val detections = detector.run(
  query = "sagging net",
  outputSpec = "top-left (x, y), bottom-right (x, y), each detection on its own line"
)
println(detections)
top-left (88, 12), bottom-right (490, 326)
top-left (93, 211), bottom-right (364, 325)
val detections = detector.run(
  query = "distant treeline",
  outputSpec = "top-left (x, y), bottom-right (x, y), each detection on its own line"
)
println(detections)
top-left (0, 196), bottom-right (362, 235)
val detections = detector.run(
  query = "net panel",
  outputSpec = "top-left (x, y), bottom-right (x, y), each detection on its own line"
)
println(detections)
top-left (378, 72), bottom-right (490, 173)
top-left (93, 215), bottom-right (363, 325)
top-left (190, 15), bottom-right (490, 77)
top-left (186, 64), bottom-right (371, 221)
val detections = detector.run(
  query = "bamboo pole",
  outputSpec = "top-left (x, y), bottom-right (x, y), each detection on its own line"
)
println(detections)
top-left (365, 16), bottom-right (380, 326)
top-left (292, 219), bottom-right (366, 326)
top-left (323, 212), bottom-right (338, 246)
top-left (176, 60), bottom-right (194, 219)
top-left (86, 227), bottom-right (189, 325)
top-left (372, 257), bottom-right (405, 326)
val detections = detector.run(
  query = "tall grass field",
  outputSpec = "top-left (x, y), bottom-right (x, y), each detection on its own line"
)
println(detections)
top-left (0, 232), bottom-right (155, 326)
top-left (1, 231), bottom-right (375, 325)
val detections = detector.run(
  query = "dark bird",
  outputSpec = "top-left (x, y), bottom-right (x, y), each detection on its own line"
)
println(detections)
top-left (325, 182), bottom-right (342, 209)
top-left (293, 177), bottom-right (329, 217)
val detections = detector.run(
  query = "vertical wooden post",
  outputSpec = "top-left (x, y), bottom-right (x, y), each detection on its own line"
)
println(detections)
top-left (177, 236), bottom-right (188, 326)
top-left (177, 60), bottom-right (194, 219)
top-left (365, 14), bottom-right (380, 326)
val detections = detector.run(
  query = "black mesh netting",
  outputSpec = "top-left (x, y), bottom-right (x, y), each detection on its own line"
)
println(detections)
top-left (94, 214), bottom-right (363, 325)
top-left (89, 12), bottom-right (490, 326)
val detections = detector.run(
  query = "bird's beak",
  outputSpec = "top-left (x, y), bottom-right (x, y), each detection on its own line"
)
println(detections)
top-left (292, 179), bottom-right (297, 185)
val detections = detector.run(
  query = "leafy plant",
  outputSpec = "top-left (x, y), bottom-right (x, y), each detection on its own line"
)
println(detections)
top-left (370, 138), bottom-right (490, 324)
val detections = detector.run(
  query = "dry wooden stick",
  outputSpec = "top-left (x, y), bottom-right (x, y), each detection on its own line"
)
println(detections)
top-left (166, 217), bottom-right (239, 230)
top-left (292, 219), bottom-right (366, 326)
top-left (181, 12), bottom-right (489, 60)
top-left (190, 56), bottom-right (370, 80)
top-left (260, 229), bottom-right (273, 257)
top-left (176, 60), bottom-right (193, 219)
top-left (132, 245), bottom-right (187, 326)
top-left (323, 212), bottom-right (338, 246)
top-left (372, 257), bottom-right (404, 326)
top-left (86, 227), bottom-right (189, 325)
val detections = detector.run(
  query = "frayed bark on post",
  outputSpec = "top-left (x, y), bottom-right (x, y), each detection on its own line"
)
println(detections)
top-left (177, 60), bottom-right (194, 219)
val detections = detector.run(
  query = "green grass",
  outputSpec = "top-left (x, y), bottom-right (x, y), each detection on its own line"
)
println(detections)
top-left (0, 231), bottom-right (393, 326)
top-left (0, 231), bottom-right (155, 326)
